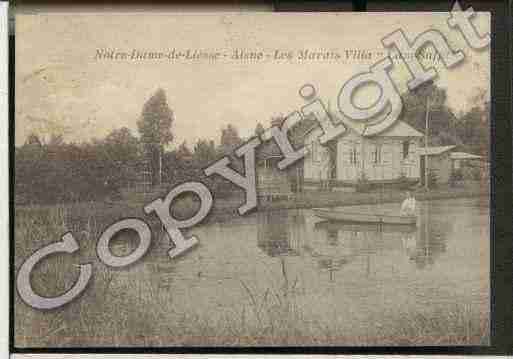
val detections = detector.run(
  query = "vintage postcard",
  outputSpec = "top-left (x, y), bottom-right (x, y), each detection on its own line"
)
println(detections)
top-left (14, 9), bottom-right (490, 347)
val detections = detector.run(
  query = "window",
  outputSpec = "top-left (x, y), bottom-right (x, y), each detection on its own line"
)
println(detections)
top-left (350, 147), bottom-right (358, 165)
top-left (312, 141), bottom-right (320, 163)
top-left (402, 141), bottom-right (410, 159)
top-left (372, 145), bottom-right (381, 164)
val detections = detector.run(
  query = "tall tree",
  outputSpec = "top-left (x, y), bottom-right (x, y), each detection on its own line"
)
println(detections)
top-left (137, 88), bottom-right (174, 185)
top-left (193, 139), bottom-right (217, 167)
top-left (219, 124), bottom-right (242, 155)
top-left (456, 105), bottom-right (489, 156)
top-left (254, 122), bottom-right (265, 137)
top-left (176, 141), bottom-right (193, 160)
top-left (102, 127), bottom-right (139, 162)
top-left (401, 81), bottom-right (458, 146)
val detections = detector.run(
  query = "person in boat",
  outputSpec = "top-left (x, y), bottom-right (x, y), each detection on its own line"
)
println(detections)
top-left (400, 191), bottom-right (416, 217)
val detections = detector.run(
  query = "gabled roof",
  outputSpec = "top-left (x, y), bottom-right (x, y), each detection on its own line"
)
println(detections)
top-left (372, 120), bottom-right (424, 138)
top-left (302, 120), bottom-right (424, 142)
top-left (450, 152), bottom-right (482, 160)
top-left (257, 118), bottom-right (317, 160)
top-left (418, 145), bottom-right (457, 156)
top-left (257, 141), bottom-right (282, 160)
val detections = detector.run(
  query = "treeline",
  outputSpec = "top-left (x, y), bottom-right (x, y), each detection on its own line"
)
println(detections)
top-left (15, 83), bottom-right (489, 205)
top-left (400, 82), bottom-right (489, 157)
top-left (15, 88), bottom-right (250, 205)
top-left (15, 124), bottom-right (249, 205)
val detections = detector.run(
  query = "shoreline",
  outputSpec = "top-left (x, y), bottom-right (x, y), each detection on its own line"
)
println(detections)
top-left (15, 182), bottom-right (489, 226)
top-left (202, 182), bottom-right (488, 223)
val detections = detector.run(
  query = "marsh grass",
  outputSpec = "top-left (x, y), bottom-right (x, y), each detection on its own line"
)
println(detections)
top-left (14, 205), bottom-right (489, 347)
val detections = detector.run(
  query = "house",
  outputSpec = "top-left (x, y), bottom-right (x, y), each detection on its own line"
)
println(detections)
top-left (256, 117), bottom-right (314, 200)
top-left (256, 140), bottom-right (295, 201)
top-left (417, 145), bottom-right (457, 185)
top-left (450, 151), bottom-right (482, 165)
top-left (302, 120), bottom-right (424, 190)
top-left (415, 147), bottom-right (486, 185)
top-left (450, 151), bottom-right (487, 181)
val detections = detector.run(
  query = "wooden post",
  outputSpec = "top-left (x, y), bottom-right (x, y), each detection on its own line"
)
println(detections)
top-left (158, 145), bottom-right (162, 186)
top-left (424, 97), bottom-right (430, 191)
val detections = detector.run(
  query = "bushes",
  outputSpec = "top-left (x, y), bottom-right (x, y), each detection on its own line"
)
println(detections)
top-left (15, 145), bottom-right (111, 204)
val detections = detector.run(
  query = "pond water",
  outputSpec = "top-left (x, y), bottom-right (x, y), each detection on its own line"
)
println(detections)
top-left (54, 196), bottom-right (489, 346)
top-left (115, 196), bottom-right (488, 344)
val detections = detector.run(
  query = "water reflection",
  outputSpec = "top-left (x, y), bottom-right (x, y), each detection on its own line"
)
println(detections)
top-left (256, 204), bottom-right (449, 282)
top-left (409, 206), bottom-right (449, 269)
top-left (257, 210), bottom-right (303, 257)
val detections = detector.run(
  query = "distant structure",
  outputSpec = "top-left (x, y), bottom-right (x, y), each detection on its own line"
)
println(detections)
top-left (418, 145), bottom-right (457, 185)
top-left (255, 116), bottom-right (310, 201)
top-left (418, 147), bottom-right (485, 184)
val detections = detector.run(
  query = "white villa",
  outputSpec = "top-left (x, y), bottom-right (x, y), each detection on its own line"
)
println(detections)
top-left (302, 120), bottom-right (424, 190)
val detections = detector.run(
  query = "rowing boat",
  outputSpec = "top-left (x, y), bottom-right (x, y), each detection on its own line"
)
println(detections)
top-left (313, 208), bottom-right (417, 225)
top-left (314, 220), bottom-right (417, 233)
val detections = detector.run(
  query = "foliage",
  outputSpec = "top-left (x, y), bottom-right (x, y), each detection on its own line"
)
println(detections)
top-left (15, 82), bottom-right (489, 205)
top-left (137, 89), bottom-right (174, 185)
top-left (193, 139), bottom-right (217, 167)
top-left (401, 81), bottom-right (489, 157)
top-left (136, 88), bottom-right (174, 146)
top-left (254, 122), bottom-right (265, 137)
top-left (219, 124), bottom-right (242, 155)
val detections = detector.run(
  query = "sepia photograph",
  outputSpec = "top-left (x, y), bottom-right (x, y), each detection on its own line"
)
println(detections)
top-left (14, 10), bottom-right (490, 347)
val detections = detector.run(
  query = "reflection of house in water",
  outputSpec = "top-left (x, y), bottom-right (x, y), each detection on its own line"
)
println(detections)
top-left (408, 214), bottom-right (449, 269)
top-left (256, 210), bottom-right (304, 257)
top-left (305, 222), bottom-right (376, 281)
top-left (256, 207), bottom-right (450, 284)
top-left (256, 210), bottom-right (306, 291)
top-left (313, 218), bottom-right (449, 274)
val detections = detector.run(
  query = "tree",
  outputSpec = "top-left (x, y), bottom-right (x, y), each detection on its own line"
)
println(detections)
top-left (25, 133), bottom-right (42, 147)
top-left (102, 127), bottom-right (139, 162)
top-left (163, 142), bottom-right (195, 184)
top-left (456, 106), bottom-right (489, 156)
top-left (254, 122), bottom-right (265, 136)
top-left (193, 139), bottom-right (217, 167)
top-left (99, 127), bottom-right (140, 192)
top-left (137, 88), bottom-right (174, 185)
top-left (176, 141), bottom-right (193, 160)
top-left (219, 124), bottom-right (241, 154)
top-left (401, 82), bottom-right (460, 146)
top-left (137, 88), bottom-right (174, 145)
top-left (48, 133), bottom-right (65, 147)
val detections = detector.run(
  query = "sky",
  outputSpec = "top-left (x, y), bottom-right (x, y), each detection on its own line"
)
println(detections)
top-left (15, 11), bottom-right (490, 148)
